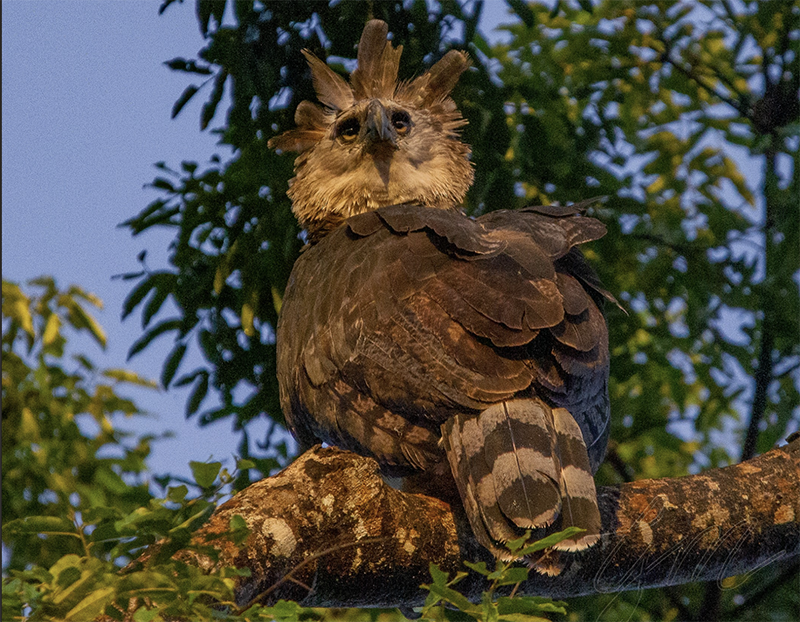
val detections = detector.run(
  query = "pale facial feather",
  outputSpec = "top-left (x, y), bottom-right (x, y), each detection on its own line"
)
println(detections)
top-left (288, 99), bottom-right (473, 240)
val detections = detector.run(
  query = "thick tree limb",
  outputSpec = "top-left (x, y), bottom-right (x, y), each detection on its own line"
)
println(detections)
top-left (176, 438), bottom-right (800, 609)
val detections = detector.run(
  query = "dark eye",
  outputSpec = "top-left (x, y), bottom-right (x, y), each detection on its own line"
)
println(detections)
top-left (391, 111), bottom-right (411, 135)
top-left (336, 118), bottom-right (360, 142)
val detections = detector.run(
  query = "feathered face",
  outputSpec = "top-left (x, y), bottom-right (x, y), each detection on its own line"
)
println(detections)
top-left (269, 20), bottom-right (474, 242)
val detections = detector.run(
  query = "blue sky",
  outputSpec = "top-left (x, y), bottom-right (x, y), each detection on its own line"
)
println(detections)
top-left (3, 1), bottom-right (232, 478)
top-left (2, 1), bottom-right (514, 479)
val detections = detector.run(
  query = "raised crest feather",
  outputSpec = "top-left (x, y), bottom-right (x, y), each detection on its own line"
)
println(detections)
top-left (294, 101), bottom-right (328, 129)
top-left (269, 19), bottom-right (469, 153)
top-left (301, 50), bottom-right (354, 112)
top-left (350, 19), bottom-right (402, 99)
top-left (399, 50), bottom-right (471, 108)
top-left (420, 50), bottom-right (471, 105)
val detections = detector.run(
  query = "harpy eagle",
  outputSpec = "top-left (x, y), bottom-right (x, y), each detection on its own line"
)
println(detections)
top-left (270, 20), bottom-right (613, 571)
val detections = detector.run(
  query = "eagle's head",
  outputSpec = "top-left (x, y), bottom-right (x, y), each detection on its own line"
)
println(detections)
top-left (269, 20), bottom-right (474, 242)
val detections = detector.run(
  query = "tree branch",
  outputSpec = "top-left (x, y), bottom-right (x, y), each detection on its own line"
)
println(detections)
top-left (659, 47), bottom-right (751, 119)
top-left (159, 437), bottom-right (800, 609)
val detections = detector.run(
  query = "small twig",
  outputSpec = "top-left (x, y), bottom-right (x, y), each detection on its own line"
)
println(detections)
top-left (630, 232), bottom-right (700, 257)
top-left (774, 359), bottom-right (800, 380)
top-left (660, 48), bottom-right (750, 118)
top-left (604, 443), bottom-right (635, 483)
top-left (285, 575), bottom-right (313, 592)
top-left (234, 536), bottom-right (390, 613)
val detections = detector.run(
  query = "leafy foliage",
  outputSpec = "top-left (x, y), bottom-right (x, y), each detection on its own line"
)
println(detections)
top-left (1, 279), bottom-right (250, 620)
top-left (490, 0), bottom-right (799, 481)
top-left (119, 0), bottom-right (798, 617)
top-left (418, 531), bottom-right (584, 622)
top-left (0, 279), bottom-right (569, 618)
top-left (2, 278), bottom-right (155, 571)
top-left (6, 0), bottom-right (798, 620)
top-left (122, 0), bottom-right (798, 486)
top-left (421, 563), bottom-right (564, 622)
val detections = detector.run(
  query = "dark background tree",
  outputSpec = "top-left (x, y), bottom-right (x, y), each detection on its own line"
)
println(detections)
top-left (3, 1), bottom-right (796, 621)
top-left (120, 1), bottom-right (799, 619)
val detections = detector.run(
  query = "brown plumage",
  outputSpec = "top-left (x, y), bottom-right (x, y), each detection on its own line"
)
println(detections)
top-left (271, 20), bottom-right (613, 571)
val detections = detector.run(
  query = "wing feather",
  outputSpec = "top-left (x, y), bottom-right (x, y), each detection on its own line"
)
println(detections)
top-left (277, 204), bottom-right (610, 476)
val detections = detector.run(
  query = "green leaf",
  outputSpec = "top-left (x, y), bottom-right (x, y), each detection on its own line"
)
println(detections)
top-left (117, 570), bottom-right (175, 595)
top-left (428, 563), bottom-right (450, 587)
top-left (229, 514), bottom-right (247, 531)
top-left (189, 461), bottom-right (222, 488)
top-left (3, 280), bottom-right (34, 336)
top-left (172, 84), bottom-right (200, 119)
top-left (82, 506), bottom-right (123, 523)
top-left (160, 342), bottom-right (187, 388)
top-left (464, 560), bottom-right (491, 576)
top-left (142, 280), bottom-right (172, 327)
top-left (150, 177), bottom-right (176, 192)
top-left (173, 368), bottom-right (206, 387)
top-left (122, 274), bottom-right (158, 320)
top-left (186, 370), bottom-right (209, 417)
top-left (197, 0), bottom-right (212, 35)
top-left (200, 69), bottom-right (228, 130)
top-left (101, 368), bottom-right (158, 388)
top-left (133, 605), bottom-right (162, 622)
top-left (54, 565), bottom-right (82, 589)
top-left (65, 586), bottom-right (115, 621)
top-left (42, 312), bottom-right (61, 346)
top-left (495, 566), bottom-right (529, 586)
top-left (506, 531), bottom-right (532, 554)
top-left (5, 516), bottom-right (76, 536)
top-left (498, 596), bottom-right (567, 617)
top-left (261, 599), bottom-right (303, 621)
top-left (69, 302), bottom-right (107, 348)
top-left (516, 527), bottom-right (586, 556)
top-left (425, 583), bottom-right (479, 615)
top-left (72, 354), bottom-right (96, 371)
top-left (164, 57), bottom-right (213, 75)
top-left (167, 485), bottom-right (189, 503)
top-left (127, 319), bottom-right (182, 359)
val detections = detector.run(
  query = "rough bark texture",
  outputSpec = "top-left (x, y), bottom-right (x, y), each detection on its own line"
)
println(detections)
top-left (175, 437), bottom-right (800, 609)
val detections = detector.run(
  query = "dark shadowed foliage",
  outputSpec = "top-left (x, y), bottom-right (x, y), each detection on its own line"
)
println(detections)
top-left (112, 1), bottom-right (798, 620)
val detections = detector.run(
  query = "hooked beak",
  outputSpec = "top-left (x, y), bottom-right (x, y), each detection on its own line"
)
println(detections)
top-left (364, 100), bottom-right (396, 149)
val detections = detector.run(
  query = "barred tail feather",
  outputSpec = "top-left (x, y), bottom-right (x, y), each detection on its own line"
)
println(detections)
top-left (479, 401), bottom-right (561, 529)
top-left (441, 398), bottom-right (602, 569)
top-left (442, 413), bottom-right (517, 558)
top-left (550, 407), bottom-right (602, 551)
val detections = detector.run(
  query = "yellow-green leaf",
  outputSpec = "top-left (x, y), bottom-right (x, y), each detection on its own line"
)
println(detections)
top-left (102, 369), bottom-right (158, 388)
top-left (241, 301), bottom-right (255, 337)
top-left (65, 586), bottom-right (115, 621)
top-left (42, 313), bottom-right (61, 346)
top-left (271, 286), bottom-right (283, 315)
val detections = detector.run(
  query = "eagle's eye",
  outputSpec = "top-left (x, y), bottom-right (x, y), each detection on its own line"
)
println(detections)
top-left (336, 118), bottom-right (360, 142)
top-left (391, 111), bottom-right (411, 135)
